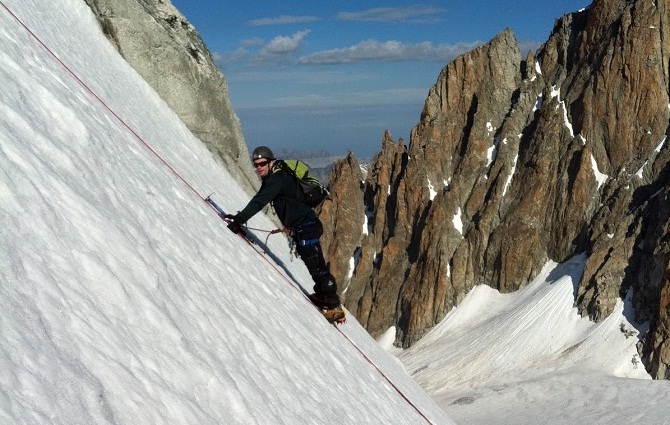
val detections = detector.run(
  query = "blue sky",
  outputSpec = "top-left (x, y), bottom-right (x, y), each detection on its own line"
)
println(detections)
top-left (170, 1), bottom-right (590, 159)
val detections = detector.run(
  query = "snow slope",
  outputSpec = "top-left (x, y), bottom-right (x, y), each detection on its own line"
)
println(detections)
top-left (395, 255), bottom-right (670, 425)
top-left (0, 1), bottom-right (452, 423)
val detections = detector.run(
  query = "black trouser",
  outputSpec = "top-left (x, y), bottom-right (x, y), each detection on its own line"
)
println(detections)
top-left (293, 220), bottom-right (340, 307)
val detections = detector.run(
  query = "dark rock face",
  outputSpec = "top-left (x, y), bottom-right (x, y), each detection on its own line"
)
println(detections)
top-left (319, 153), bottom-right (366, 292)
top-left (324, 0), bottom-right (670, 378)
top-left (83, 0), bottom-right (259, 193)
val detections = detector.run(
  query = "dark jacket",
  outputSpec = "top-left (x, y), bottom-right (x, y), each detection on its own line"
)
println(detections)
top-left (236, 164), bottom-right (316, 229)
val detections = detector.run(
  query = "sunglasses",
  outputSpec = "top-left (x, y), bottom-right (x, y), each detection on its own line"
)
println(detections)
top-left (253, 160), bottom-right (270, 168)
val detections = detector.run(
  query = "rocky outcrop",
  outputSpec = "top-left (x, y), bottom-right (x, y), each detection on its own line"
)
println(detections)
top-left (318, 153), bottom-right (366, 290)
top-left (552, 0), bottom-right (670, 378)
top-left (83, 0), bottom-right (258, 193)
top-left (324, 0), bottom-right (670, 378)
top-left (345, 134), bottom-right (410, 332)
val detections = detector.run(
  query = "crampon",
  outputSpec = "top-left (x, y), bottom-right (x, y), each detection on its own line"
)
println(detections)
top-left (321, 306), bottom-right (346, 324)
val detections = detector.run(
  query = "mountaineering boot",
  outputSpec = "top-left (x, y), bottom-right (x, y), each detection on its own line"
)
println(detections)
top-left (308, 293), bottom-right (346, 324)
top-left (322, 306), bottom-right (346, 324)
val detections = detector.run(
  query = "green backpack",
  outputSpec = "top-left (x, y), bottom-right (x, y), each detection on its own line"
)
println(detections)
top-left (276, 159), bottom-right (329, 208)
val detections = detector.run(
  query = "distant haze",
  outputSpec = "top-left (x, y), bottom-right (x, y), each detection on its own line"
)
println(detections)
top-left (237, 101), bottom-right (420, 160)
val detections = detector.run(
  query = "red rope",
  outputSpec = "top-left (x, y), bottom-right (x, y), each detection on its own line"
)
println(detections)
top-left (237, 234), bottom-right (437, 424)
top-left (335, 329), bottom-right (438, 425)
top-left (1, 3), bottom-right (438, 423)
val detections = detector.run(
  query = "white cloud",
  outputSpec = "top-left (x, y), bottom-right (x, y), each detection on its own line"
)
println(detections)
top-left (337, 6), bottom-right (444, 23)
top-left (214, 32), bottom-right (312, 65)
top-left (299, 39), bottom-right (480, 64)
top-left (222, 30), bottom-right (314, 65)
top-left (247, 15), bottom-right (319, 26)
top-left (260, 30), bottom-right (311, 56)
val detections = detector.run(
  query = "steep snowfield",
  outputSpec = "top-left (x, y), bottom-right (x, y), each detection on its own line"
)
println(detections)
top-left (395, 255), bottom-right (670, 425)
top-left (0, 1), bottom-right (451, 423)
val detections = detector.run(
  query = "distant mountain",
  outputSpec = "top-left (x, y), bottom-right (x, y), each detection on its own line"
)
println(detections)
top-left (273, 149), bottom-right (343, 186)
top-left (274, 148), bottom-right (340, 168)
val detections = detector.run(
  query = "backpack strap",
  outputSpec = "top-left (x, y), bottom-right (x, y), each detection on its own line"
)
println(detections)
top-left (272, 159), bottom-right (303, 201)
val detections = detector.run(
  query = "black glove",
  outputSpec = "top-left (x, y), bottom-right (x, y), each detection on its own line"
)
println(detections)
top-left (225, 214), bottom-right (244, 234)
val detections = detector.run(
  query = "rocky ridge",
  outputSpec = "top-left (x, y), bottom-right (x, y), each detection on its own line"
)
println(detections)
top-left (321, 0), bottom-right (670, 379)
